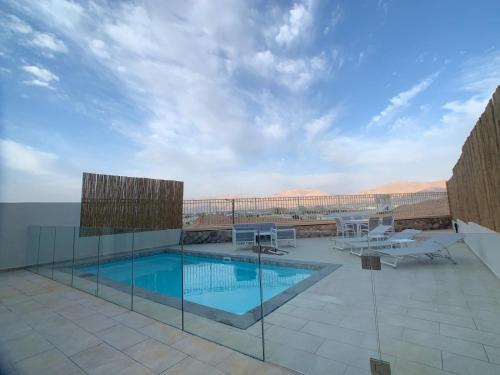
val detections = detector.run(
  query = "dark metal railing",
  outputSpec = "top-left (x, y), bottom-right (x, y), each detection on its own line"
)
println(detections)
top-left (183, 192), bottom-right (450, 228)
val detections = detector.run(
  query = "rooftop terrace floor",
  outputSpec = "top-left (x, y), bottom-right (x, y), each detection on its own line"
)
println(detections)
top-left (180, 232), bottom-right (500, 375)
top-left (0, 270), bottom-right (295, 375)
top-left (2, 232), bottom-right (500, 375)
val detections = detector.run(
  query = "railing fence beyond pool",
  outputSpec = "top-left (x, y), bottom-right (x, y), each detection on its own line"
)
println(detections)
top-left (182, 192), bottom-right (450, 228)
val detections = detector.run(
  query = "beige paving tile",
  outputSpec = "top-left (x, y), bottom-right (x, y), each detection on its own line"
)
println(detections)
top-left (15, 348), bottom-right (80, 375)
top-left (20, 308), bottom-right (61, 327)
top-left (3, 332), bottom-right (53, 362)
top-left (74, 313), bottom-right (120, 333)
top-left (475, 318), bottom-right (500, 335)
top-left (266, 325), bottom-right (325, 353)
top-left (342, 365), bottom-right (371, 375)
top-left (7, 300), bottom-right (45, 315)
top-left (70, 343), bottom-right (137, 375)
top-left (58, 303), bottom-right (98, 321)
top-left (300, 320), bottom-right (367, 347)
top-left (264, 312), bottom-right (308, 331)
top-left (95, 324), bottom-right (148, 350)
top-left (484, 345), bottom-right (500, 365)
top-left (316, 338), bottom-right (386, 371)
top-left (115, 362), bottom-right (155, 375)
top-left (172, 335), bottom-right (233, 366)
top-left (286, 306), bottom-right (344, 326)
top-left (138, 321), bottom-right (187, 346)
top-left (1, 320), bottom-right (34, 343)
top-left (440, 323), bottom-right (500, 347)
top-left (378, 336), bottom-right (441, 369)
top-left (377, 312), bottom-right (440, 334)
top-left (113, 311), bottom-right (156, 329)
top-left (442, 351), bottom-right (500, 375)
top-left (163, 356), bottom-right (225, 375)
top-left (37, 320), bottom-right (102, 357)
top-left (266, 340), bottom-right (346, 375)
top-left (215, 328), bottom-right (264, 359)
top-left (125, 338), bottom-right (187, 373)
top-left (402, 328), bottom-right (487, 360)
top-left (392, 358), bottom-right (454, 375)
top-left (407, 307), bottom-right (477, 329)
top-left (287, 296), bottom-right (326, 309)
top-left (215, 351), bottom-right (269, 375)
top-left (91, 301), bottom-right (129, 317)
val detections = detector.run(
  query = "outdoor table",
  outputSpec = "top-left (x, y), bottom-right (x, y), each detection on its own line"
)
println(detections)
top-left (344, 219), bottom-right (369, 236)
top-left (255, 231), bottom-right (272, 245)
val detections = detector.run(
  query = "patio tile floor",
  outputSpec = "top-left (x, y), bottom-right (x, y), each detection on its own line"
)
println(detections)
top-left (0, 270), bottom-right (295, 375)
top-left (2, 232), bottom-right (500, 375)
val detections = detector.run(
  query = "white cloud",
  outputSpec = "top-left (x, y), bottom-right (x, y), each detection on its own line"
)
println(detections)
top-left (22, 65), bottom-right (59, 88)
top-left (324, 4), bottom-right (342, 34)
top-left (9, 1), bottom-right (496, 200)
top-left (319, 80), bottom-right (492, 186)
top-left (0, 139), bottom-right (59, 176)
top-left (0, 139), bottom-right (81, 201)
top-left (304, 110), bottom-right (337, 142)
top-left (30, 32), bottom-right (68, 54)
top-left (261, 123), bottom-right (288, 140)
top-left (369, 73), bottom-right (437, 126)
top-left (88, 39), bottom-right (110, 60)
top-left (459, 51), bottom-right (500, 96)
top-left (251, 50), bottom-right (326, 90)
top-left (6, 15), bottom-right (32, 34)
top-left (275, 1), bottom-right (313, 46)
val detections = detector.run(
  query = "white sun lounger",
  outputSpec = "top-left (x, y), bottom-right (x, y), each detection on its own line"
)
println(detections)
top-left (332, 225), bottom-right (392, 250)
top-left (350, 229), bottom-right (422, 256)
top-left (375, 233), bottom-right (464, 268)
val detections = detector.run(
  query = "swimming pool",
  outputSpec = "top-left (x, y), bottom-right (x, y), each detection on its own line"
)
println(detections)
top-left (79, 251), bottom-right (339, 328)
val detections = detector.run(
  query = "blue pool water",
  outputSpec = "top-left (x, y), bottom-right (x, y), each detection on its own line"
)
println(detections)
top-left (80, 253), bottom-right (314, 315)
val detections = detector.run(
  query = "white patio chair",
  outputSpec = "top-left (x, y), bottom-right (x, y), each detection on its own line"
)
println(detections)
top-left (382, 215), bottom-right (394, 232)
top-left (232, 224), bottom-right (257, 248)
top-left (270, 225), bottom-right (296, 249)
top-left (334, 217), bottom-right (355, 238)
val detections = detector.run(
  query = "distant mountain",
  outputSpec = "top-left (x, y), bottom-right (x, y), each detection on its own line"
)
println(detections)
top-left (359, 180), bottom-right (447, 194)
top-left (272, 189), bottom-right (331, 197)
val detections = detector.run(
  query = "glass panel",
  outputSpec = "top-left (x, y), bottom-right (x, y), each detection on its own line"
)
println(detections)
top-left (52, 226), bottom-right (76, 286)
top-left (131, 228), bottom-right (183, 329)
top-left (182, 227), bottom-right (264, 360)
top-left (36, 226), bottom-right (56, 278)
top-left (72, 227), bottom-right (100, 295)
top-left (96, 228), bottom-right (133, 309)
top-left (262, 222), bottom-right (379, 374)
top-left (376, 230), bottom-right (500, 374)
top-left (25, 225), bottom-right (41, 272)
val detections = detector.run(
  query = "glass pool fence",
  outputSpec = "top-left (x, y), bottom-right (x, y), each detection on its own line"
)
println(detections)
top-left (25, 225), bottom-right (331, 362)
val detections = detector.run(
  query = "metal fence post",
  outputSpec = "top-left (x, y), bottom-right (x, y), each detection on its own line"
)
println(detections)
top-left (232, 199), bottom-right (235, 224)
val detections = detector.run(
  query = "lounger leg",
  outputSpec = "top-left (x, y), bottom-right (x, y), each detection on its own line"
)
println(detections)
top-left (445, 248), bottom-right (457, 264)
top-left (380, 256), bottom-right (398, 268)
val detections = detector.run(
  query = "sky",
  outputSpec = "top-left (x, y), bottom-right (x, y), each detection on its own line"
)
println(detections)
top-left (0, 0), bottom-right (499, 201)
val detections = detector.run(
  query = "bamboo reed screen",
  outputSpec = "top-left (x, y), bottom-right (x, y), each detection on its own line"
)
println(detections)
top-left (80, 173), bottom-right (184, 232)
top-left (447, 85), bottom-right (500, 232)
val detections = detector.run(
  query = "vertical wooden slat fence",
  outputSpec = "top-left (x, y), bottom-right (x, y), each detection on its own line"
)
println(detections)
top-left (447, 85), bottom-right (500, 232)
top-left (80, 173), bottom-right (184, 233)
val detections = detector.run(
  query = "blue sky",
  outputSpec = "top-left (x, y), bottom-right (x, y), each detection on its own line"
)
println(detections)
top-left (1, 0), bottom-right (499, 201)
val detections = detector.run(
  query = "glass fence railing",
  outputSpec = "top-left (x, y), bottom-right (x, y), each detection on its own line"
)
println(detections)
top-left (24, 226), bottom-right (500, 374)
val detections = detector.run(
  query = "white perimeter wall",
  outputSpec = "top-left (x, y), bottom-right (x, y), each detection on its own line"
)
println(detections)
top-left (457, 219), bottom-right (500, 280)
top-left (0, 203), bottom-right (181, 271)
